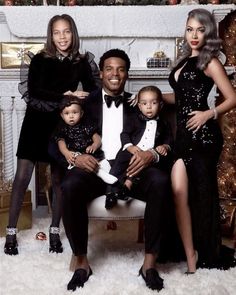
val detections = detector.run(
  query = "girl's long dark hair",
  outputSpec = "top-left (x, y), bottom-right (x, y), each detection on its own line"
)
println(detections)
top-left (43, 14), bottom-right (81, 60)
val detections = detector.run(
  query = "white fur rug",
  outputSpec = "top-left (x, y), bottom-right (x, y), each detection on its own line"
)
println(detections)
top-left (1, 208), bottom-right (236, 295)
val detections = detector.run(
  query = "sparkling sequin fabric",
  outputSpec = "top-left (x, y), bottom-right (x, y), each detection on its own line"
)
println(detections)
top-left (54, 121), bottom-right (104, 160)
top-left (169, 56), bottom-right (223, 166)
top-left (169, 56), bottom-right (224, 266)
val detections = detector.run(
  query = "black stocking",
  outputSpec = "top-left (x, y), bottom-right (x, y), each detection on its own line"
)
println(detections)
top-left (50, 162), bottom-right (65, 228)
top-left (8, 159), bottom-right (35, 228)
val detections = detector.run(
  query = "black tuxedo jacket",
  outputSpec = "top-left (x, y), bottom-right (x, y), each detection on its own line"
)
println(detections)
top-left (121, 112), bottom-right (173, 149)
top-left (120, 111), bottom-right (173, 168)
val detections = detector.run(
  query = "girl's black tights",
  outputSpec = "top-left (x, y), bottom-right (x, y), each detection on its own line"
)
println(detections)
top-left (8, 159), bottom-right (64, 229)
top-left (8, 159), bottom-right (35, 227)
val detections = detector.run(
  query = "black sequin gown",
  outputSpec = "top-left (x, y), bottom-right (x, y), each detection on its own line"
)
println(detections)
top-left (169, 56), bottom-right (224, 267)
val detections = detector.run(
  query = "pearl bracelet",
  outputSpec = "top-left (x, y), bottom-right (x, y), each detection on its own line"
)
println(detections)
top-left (213, 108), bottom-right (218, 120)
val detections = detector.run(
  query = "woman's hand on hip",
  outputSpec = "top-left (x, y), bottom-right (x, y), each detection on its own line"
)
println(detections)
top-left (186, 110), bottom-right (212, 133)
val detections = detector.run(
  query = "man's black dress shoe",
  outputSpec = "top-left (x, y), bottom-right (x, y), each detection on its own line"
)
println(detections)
top-left (117, 185), bottom-right (133, 201)
top-left (67, 267), bottom-right (93, 291)
top-left (139, 266), bottom-right (164, 291)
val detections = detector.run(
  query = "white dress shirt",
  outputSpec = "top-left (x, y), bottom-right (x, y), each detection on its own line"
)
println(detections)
top-left (101, 90), bottom-right (124, 160)
top-left (137, 120), bottom-right (157, 150)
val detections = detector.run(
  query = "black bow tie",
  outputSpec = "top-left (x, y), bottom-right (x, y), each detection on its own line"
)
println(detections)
top-left (138, 113), bottom-right (159, 122)
top-left (104, 94), bottom-right (123, 108)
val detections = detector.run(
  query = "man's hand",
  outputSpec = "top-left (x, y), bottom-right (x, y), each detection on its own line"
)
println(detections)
top-left (126, 150), bottom-right (154, 177)
top-left (127, 145), bottom-right (142, 155)
top-left (74, 154), bottom-right (99, 173)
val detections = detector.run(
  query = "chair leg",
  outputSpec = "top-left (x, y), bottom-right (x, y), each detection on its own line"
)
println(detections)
top-left (137, 219), bottom-right (144, 243)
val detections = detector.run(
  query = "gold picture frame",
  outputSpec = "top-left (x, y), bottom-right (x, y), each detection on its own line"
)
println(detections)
top-left (1, 42), bottom-right (44, 69)
top-left (175, 38), bottom-right (184, 60)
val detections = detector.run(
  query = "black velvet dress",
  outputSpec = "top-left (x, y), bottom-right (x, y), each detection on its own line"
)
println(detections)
top-left (17, 52), bottom-right (97, 162)
top-left (169, 56), bottom-right (224, 267)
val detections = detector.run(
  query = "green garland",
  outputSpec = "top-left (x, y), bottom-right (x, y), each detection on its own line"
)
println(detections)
top-left (0, 0), bottom-right (232, 5)
top-left (0, 0), bottom-right (169, 5)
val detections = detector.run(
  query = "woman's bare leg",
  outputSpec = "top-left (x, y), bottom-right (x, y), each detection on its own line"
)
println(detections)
top-left (171, 159), bottom-right (197, 273)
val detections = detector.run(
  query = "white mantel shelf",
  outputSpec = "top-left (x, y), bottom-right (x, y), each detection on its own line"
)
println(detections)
top-left (0, 67), bottom-right (170, 81)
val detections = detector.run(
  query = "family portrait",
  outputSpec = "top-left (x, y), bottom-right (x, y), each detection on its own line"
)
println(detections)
top-left (0, 3), bottom-right (236, 294)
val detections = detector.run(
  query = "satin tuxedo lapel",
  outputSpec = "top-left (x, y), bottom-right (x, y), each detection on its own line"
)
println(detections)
top-left (83, 89), bottom-right (103, 134)
top-left (122, 92), bottom-right (136, 126)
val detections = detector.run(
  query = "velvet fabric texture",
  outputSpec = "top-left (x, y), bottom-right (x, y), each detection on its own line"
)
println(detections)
top-left (17, 52), bottom-right (97, 162)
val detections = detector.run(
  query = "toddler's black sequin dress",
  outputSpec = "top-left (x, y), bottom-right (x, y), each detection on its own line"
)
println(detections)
top-left (169, 56), bottom-right (224, 267)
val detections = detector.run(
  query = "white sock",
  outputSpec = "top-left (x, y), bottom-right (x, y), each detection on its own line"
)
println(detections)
top-left (99, 159), bottom-right (111, 173)
top-left (97, 168), bottom-right (117, 184)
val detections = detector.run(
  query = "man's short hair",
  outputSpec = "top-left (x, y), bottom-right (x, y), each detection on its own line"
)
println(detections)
top-left (99, 49), bottom-right (131, 71)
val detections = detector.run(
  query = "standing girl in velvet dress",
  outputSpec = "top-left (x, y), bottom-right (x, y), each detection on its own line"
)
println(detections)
top-left (4, 14), bottom-right (98, 255)
top-left (166, 9), bottom-right (236, 272)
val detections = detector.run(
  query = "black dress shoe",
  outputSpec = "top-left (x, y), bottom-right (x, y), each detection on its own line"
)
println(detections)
top-left (4, 238), bottom-right (18, 255)
top-left (117, 185), bottom-right (133, 201)
top-left (185, 271), bottom-right (195, 275)
top-left (139, 266), bottom-right (164, 291)
top-left (105, 192), bottom-right (117, 209)
top-left (67, 267), bottom-right (93, 291)
top-left (49, 233), bottom-right (63, 253)
top-left (185, 251), bottom-right (198, 274)
top-left (4, 228), bottom-right (18, 255)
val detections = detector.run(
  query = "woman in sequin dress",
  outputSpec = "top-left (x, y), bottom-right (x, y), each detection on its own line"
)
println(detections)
top-left (166, 9), bottom-right (236, 272)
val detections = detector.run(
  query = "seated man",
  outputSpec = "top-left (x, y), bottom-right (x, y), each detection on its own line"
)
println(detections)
top-left (50, 49), bottom-right (172, 292)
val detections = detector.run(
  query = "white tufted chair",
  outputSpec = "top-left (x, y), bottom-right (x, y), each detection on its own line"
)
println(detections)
top-left (87, 196), bottom-right (145, 242)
